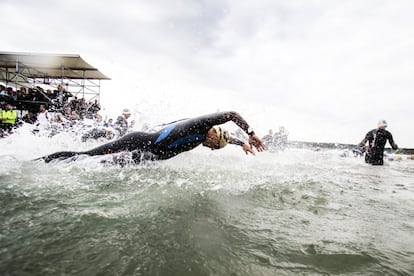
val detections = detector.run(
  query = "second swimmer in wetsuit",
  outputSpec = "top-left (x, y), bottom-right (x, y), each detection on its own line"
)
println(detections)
top-left (39, 111), bottom-right (265, 163)
top-left (358, 119), bottom-right (398, 166)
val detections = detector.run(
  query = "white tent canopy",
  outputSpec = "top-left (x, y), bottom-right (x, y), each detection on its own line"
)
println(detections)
top-left (0, 52), bottom-right (109, 80)
top-left (0, 52), bottom-right (110, 101)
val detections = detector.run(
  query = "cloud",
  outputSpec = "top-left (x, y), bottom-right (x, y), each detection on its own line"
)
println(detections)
top-left (1, 0), bottom-right (413, 147)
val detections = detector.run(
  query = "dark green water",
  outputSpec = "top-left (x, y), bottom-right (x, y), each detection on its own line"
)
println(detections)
top-left (1, 133), bottom-right (413, 275)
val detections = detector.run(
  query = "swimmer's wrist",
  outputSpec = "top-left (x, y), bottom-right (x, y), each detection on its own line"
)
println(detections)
top-left (247, 127), bottom-right (255, 136)
top-left (230, 137), bottom-right (244, 146)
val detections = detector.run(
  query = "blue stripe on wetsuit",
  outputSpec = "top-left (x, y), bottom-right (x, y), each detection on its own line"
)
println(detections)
top-left (155, 124), bottom-right (176, 143)
top-left (167, 134), bottom-right (205, 149)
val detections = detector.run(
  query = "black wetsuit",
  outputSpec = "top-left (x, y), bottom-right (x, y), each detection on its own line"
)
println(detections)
top-left (360, 128), bottom-right (398, 165)
top-left (40, 111), bottom-right (252, 163)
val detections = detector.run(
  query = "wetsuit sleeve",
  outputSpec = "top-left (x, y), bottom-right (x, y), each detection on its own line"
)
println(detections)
top-left (359, 135), bottom-right (368, 147)
top-left (387, 132), bottom-right (398, 149)
top-left (359, 130), bottom-right (373, 146)
top-left (199, 111), bottom-right (254, 136)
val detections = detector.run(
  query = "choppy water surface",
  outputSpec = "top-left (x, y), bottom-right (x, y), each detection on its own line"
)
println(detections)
top-left (1, 128), bottom-right (413, 275)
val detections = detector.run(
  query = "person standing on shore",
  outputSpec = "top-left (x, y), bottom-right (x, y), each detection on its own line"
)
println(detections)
top-left (0, 103), bottom-right (17, 134)
top-left (115, 108), bottom-right (131, 136)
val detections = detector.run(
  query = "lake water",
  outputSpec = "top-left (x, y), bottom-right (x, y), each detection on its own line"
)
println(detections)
top-left (1, 125), bottom-right (413, 275)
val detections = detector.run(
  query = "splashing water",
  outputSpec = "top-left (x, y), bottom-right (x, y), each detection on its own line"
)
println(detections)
top-left (1, 123), bottom-right (413, 275)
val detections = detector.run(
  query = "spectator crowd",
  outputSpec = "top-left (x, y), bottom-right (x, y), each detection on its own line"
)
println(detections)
top-left (1, 83), bottom-right (102, 137)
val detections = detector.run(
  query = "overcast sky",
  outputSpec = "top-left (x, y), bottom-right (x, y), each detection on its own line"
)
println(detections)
top-left (2, 0), bottom-right (413, 147)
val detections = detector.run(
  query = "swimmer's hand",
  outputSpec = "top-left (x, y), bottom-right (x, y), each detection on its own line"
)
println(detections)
top-left (248, 134), bottom-right (265, 152)
top-left (242, 143), bottom-right (255, 155)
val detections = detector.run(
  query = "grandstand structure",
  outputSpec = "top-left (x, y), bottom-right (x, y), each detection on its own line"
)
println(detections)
top-left (0, 51), bottom-right (110, 102)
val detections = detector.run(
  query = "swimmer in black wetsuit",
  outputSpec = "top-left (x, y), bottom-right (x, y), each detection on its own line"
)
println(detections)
top-left (39, 111), bottom-right (265, 163)
top-left (358, 119), bottom-right (398, 166)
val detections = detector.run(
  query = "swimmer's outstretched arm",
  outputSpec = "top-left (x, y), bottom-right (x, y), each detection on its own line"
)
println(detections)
top-left (222, 111), bottom-right (264, 152)
top-left (212, 111), bottom-right (264, 152)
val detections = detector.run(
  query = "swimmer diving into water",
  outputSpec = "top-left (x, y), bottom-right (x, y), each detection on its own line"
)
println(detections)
top-left (39, 111), bottom-right (265, 163)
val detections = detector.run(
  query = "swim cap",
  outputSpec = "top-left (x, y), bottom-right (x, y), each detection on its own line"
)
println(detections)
top-left (377, 119), bottom-right (387, 127)
top-left (214, 126), bottom-right (230, 148)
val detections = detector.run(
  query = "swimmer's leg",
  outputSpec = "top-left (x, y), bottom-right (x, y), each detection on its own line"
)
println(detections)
top-left (100, 150), bottom-right (158, 167)
top-left (37, 151), bottom-right (80, 163)
top-left (84, 132), bottom-right (151, 156)
top-left (38, 132), bottom-right (154, 163)
top-left (131, 150), bottom-right (158, 164)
